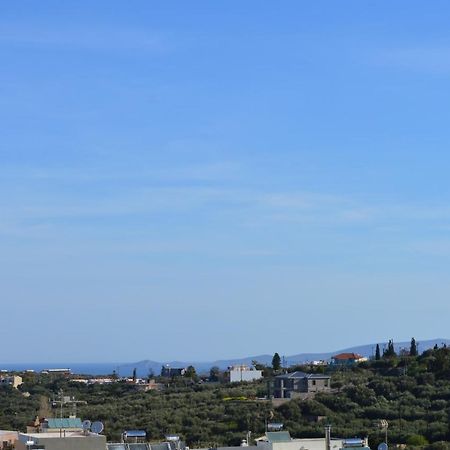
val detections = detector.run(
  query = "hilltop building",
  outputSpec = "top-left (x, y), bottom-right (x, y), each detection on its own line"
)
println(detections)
top-left (133, 379), bottom-right (164, 392)
top-left (272, 372), bottom-right (331, 399)
top-left (227, 365), bottom-right (263, 383)
top-left (0, 376), bottom-right (23, 389)
top-left (330, 353), bottom-right (367, 366)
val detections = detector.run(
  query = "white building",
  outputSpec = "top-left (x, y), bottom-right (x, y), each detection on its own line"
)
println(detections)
top-left (228, 365), bottom-right (263, 383)
top-left (16, 431), bottom-right (106, 450)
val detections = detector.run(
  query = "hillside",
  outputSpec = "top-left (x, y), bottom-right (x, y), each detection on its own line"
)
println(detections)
top-left (118, 338), bottom-right (450, 376)
top-left (2, 345), bottom-right (450, 449)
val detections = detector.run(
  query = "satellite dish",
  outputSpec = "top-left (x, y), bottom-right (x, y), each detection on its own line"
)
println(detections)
top-left (91, 421), bottom-right (104, 434)
top-left (378, 443), bottom-right (388, 450)
top-left (82, 420), bottom-right (92, 431)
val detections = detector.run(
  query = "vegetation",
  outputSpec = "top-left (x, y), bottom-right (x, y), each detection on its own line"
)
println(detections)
top-left (375, 344), bottom-right (381, 361)
top-left (383, 339), bottom-right (397, 358)
top-left (272, 353), bottom-right (281, 371)
top-left (2, 345), bottom-right (450, 449)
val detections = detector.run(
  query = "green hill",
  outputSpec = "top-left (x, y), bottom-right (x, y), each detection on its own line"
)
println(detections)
top-left (2, 346), bottom-right (450, 449)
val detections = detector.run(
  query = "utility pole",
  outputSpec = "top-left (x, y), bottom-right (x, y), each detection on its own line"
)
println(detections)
top-left (379, 420), bottom-right (388, 444)
top-left (59, 390), bottom-right (63, 438)
top-left (324, 425), bottom-right (331, 450)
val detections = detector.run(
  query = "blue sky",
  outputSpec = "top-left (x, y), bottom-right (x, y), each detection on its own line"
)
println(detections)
top-left (2, 1), bottom-right (450, 363)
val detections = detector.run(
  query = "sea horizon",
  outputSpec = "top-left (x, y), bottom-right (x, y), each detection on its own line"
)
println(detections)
top-left (0, 362), bottom-right (126, 376)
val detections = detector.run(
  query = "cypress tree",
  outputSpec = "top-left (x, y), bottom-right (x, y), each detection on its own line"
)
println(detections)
top-left (410, 337), bottom-right (418, 356)
top-left (375, 344), bottom-right (381, 360)
top-left (384, 339), bottom-right (397, 358)
top-left (272, 352), bottom-right (281, 371)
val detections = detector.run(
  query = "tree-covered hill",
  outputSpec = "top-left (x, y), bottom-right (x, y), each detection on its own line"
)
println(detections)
top-left (2, 346), bottom-right (450, 449)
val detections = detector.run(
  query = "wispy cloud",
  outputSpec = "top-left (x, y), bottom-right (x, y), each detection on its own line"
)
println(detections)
top-left (255, 192), bottom-right (379, 225)
top-left (0, 161), bottom-right (241, 186)
top-left (374, 46), bottom-right (450, 73)
top-left (0, 162), bottom-right (239, 184)
top-left (3, 182), bottom-right (450, 235)
top-left (3, 159), bottom-right (450, 241)
top-left (407, 239), bottom-right (450, 257)
top-left (0, 23), bottom-right (167, 52)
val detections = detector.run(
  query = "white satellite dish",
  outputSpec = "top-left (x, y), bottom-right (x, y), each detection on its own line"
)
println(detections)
top-left (91, 421), bottom-right (104, 434)
top-left (378, 443), bottom-right (388, 450)
top-left (82, 420), bottom-right (92, 431)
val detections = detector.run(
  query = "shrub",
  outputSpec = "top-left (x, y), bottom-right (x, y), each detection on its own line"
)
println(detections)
top-left (407, 434), bottom-right (429, 447)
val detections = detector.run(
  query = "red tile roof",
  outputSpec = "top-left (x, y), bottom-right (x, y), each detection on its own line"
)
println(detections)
top-left (332, 352), bottom-right (363, 360)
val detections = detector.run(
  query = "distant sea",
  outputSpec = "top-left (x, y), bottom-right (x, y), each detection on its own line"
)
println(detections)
top-left (0, 363), bottom-right (127, 376)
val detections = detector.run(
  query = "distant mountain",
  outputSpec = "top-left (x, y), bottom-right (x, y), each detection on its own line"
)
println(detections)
top-left (283, 338), bottom-right (450, 366)
top-left (118, 338), bottom-right (450, 377)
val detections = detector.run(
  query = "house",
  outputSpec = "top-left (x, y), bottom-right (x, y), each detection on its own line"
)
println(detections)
top-left (133, 379), bottom-right (164, 392)
top-left (273, 372), bottom-right (331, 399)
top-left (330, 353), bottom-right (367, 366)
top-left (160, 366), bottom-right (186, 378)
top-left (0, 376), bottom-right (23, 389)
top-left (0, 431), bottom-right (18, 450)
top-left (227, 365), bottom-right (263, 383)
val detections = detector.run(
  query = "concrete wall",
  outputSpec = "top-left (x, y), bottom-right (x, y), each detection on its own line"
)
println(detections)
top-left (306, 379), bottom-right (330, 392)
top-left (229, 370), bottom-right (263, 383)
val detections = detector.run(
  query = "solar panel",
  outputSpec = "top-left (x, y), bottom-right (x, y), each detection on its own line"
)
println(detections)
top-left (151, 443), bottom-right (171, 450)
top-left (266, 432), bottom-right (291, 443)
top-left (129, 443), bottom-right (150, 450)
top-left (108, 444), bottom-right (127, 450)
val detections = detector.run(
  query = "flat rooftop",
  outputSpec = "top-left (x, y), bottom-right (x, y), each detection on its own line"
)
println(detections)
top-left (20, 432), bottom-right (103, 439)
top-left (0, 430), bottom-right (18, 436)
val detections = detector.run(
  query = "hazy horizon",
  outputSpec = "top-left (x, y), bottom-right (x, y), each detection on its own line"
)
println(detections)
top-left (2, 337), bottom-right (448, 365)
top-left (2, 1), bottom-right (450, 363)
